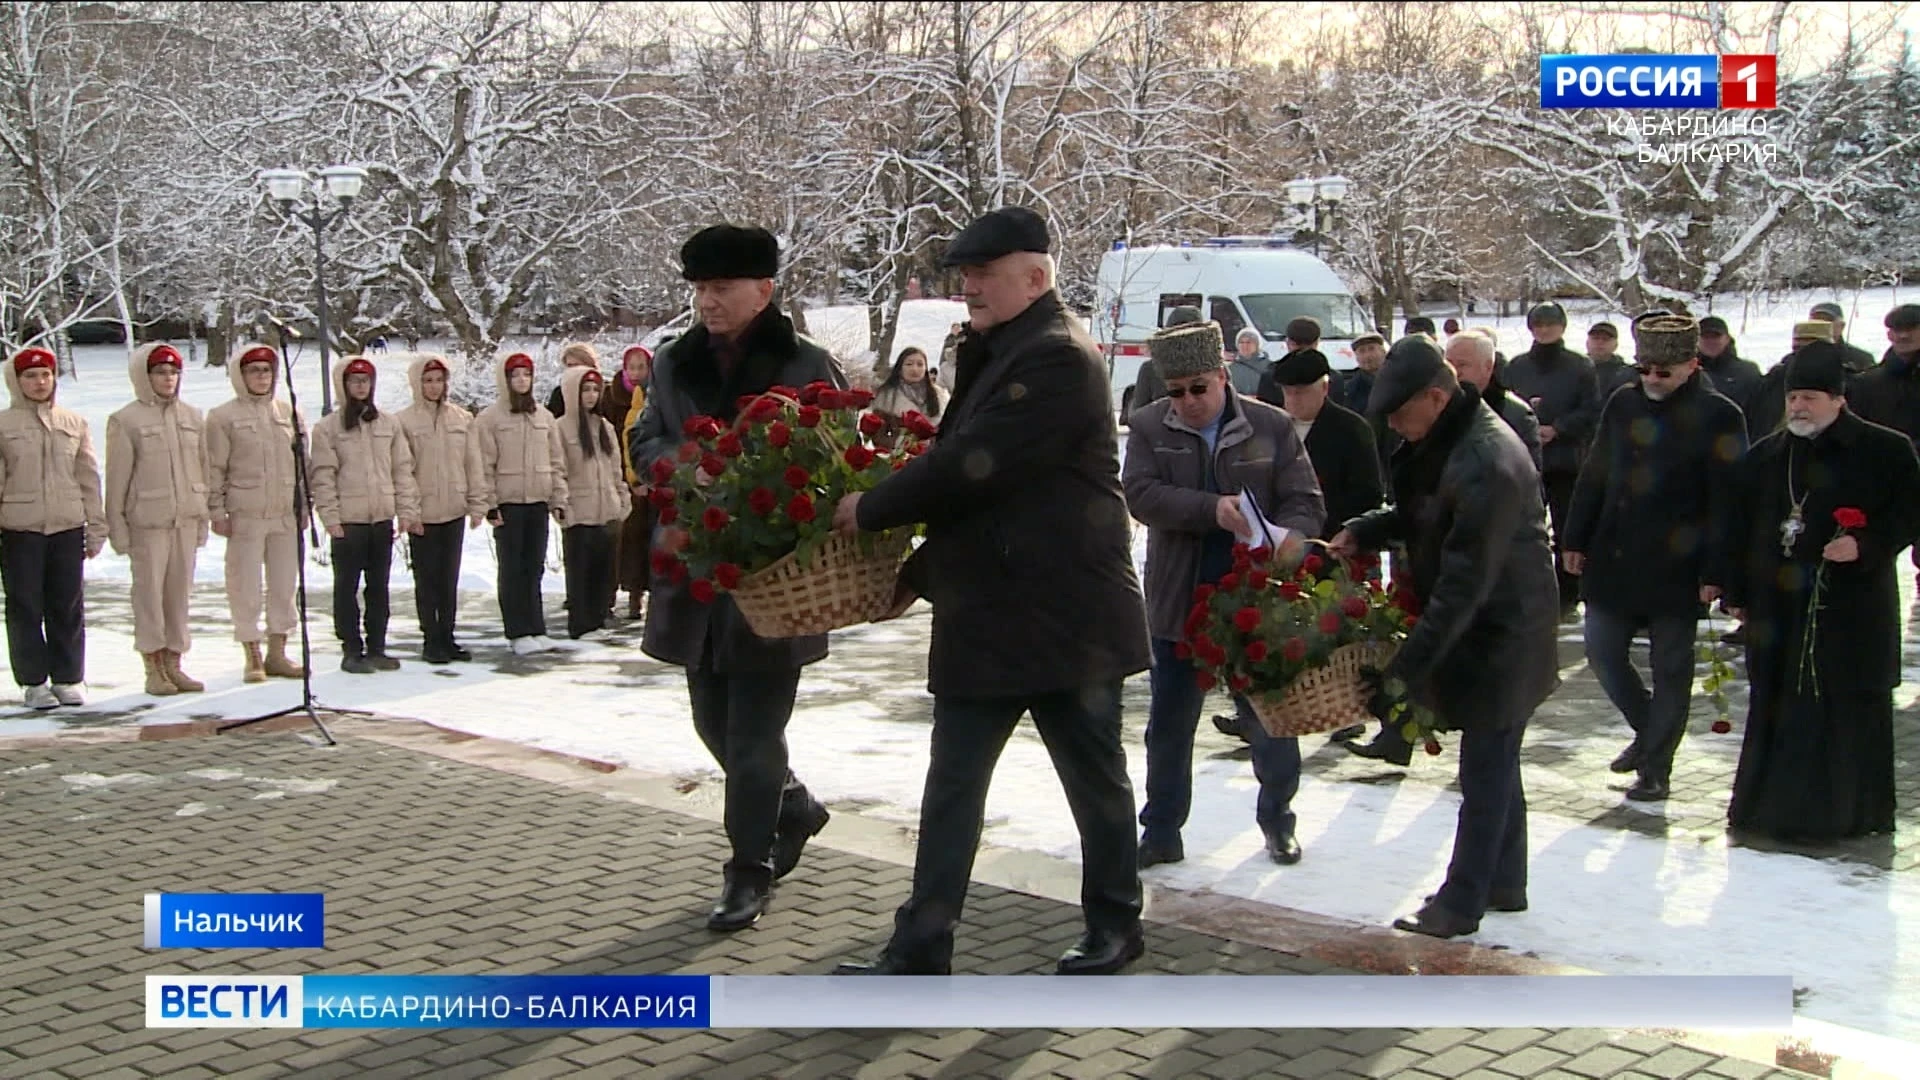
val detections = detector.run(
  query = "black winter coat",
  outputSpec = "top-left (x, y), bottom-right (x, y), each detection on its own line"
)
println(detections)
top-left (1593, 357), bottom-right (1637, 399)
top-left (1699, 348), bottom-right (1765, 433)
top-left (1302, 401), bottom-right (1384, 540)
top-left (629, 309), bottom-right (846, 673)
top-left (1345, 387), bottom-right (1561, 731)
top-left (1502, 341), bottom-right (1601, 477)
top-left (1844, 351), bottom-right (1920, 452)
top-left (858, 292), bottom-right (1151, 698)
top-left (1564, 374), bottom-right (1748, 618)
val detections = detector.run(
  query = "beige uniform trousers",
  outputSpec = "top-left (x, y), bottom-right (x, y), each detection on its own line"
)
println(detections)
top-left (129, 525), bottom-right (200, 654)
top-left (223, 525), bottom-right (298, 643)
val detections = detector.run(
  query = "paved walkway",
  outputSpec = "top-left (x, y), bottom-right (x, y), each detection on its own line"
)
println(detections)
top-left (0, 729), bottom-right (1823, 1080)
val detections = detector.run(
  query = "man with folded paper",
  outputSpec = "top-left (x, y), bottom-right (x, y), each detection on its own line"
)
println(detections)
top-left (1122, 317), bottom-right (1325, 870)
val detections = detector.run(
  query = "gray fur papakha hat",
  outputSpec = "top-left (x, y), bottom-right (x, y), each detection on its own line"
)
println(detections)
top-left (1632, 313), bottom-right (1699, 367)
top-left (1148, 320), bottom-right (1225, 381)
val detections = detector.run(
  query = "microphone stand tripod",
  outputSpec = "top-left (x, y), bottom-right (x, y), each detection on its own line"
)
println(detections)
top-left (218, 326), bottom-right (368, 742)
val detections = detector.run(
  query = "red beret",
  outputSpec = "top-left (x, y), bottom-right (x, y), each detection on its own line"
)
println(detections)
top-left (12, 347), bottom-right (56, 375)
top-left (580, 369), bottom-right (604, 386)
top-left (147, 344), bottom-right (184, 371)
top-left (422, 357), bottom-right (449, 377)
top-left (344, 357), bottom-right (376, 379)
top-left (239, 345), bottom-right (277, 367)
top-left (504, 353), bottom-right (535, 374)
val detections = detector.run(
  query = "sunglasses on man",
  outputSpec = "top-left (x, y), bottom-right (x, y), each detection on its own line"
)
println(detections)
top-left (1636, 364), bottom-right (1682, 378)
top-left (1164, 379), bottom-right (1215, 399)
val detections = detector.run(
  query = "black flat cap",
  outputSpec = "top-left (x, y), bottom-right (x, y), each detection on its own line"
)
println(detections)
top-left (1368, 335), bottom-right (1449, 417)
top-left (942, 206), bottom-right (1051, 267)
top-left (1698, 315), bottom-right (1729, 335)
top-left (1887, 304), bottom-right (1920, 331)
top-left (1527, 302), bottom-right (1567, 328)
top-left (1404, 316), bottom-right (1437, 336)
top-left (681, 225), bottom-right (779, 281)
top-left (1273, 347), bottom-right (1332, 386)
top-left (1785, 342), bottom-right (1849, 395)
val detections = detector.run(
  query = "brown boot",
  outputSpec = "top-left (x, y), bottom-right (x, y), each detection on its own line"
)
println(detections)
top-left (242, 641), bottom-right (267, 684)
top-left (161, 649), bottom-right (205, 693)
top-left (143, 652), bottom-right (179, 697)
top-left (263, 634), bottom-right (305, 678)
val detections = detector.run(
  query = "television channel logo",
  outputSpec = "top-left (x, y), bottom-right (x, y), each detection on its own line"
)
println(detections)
top-left (1540, 54), bottom-right (1776, 109)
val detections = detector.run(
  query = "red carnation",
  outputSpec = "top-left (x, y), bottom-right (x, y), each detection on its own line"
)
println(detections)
top-left (689, 578), bottom-right (717, 604)
top-left (797, 405), bottom-right (823, 428)
top-left (783, 465), bottom-right (811, 490)
top-left (1193, 584), bottom-right (1216, 604)
top-left (657, 503), bottom-right (678, 525)
top-left (1317, 610), bottom-right (1342, 634)
top-left (1282, 637), bottom-right (1307, 662)
top-left (766, 421), bottom-right (791, 448)
top-left (1248, 569), bottom-right (1269, 590)
top-left (713, 562), bottom-right (742, 590)
top-left (1245, 640), bottom-right (1269, 662)
top-left (715, 432), bottom-right (744, 458)
top-left (1194, 671), bottom-right (1217, 691)
top-left (1278, 581), bottom-right (1302, 600)
top-left (699, 452), bottom-right (727, 478)
top-left (676, 441), bottom-right (700, 463)
top-left (648, 486), bottom-right (676, 509)
top-left (1834, 507), bottom-right (1867, 530)
top-left (1341, 595), bottom-right (1368, 619)
top-left (799, 381), bottom-right (831, 405)
top-left (859, 412), bottom-right (887, 437)
top-left (1228, 673), bottom-right (1252, 692)
top-left (649, 458), bottom-right (675, 485)
top-left (1711, 719), bottom-right (1733, 734)
top-left (1173, 642), bottom-right (1192, 660)
top-left (1233, 607), bottom-right (1260, 632)
top-left (1220, 572), bottom-right (1240, 591)
top-left (844, 445), bottom-right (877, 470)
top-left (787, 494), bottom-right (817, 523)
top-left (701, 506), bottom-right (730, 531)
top-left (748, 487), bottom-right (777, 516)
top-left (1301, 553), bottom-right (1323, 576)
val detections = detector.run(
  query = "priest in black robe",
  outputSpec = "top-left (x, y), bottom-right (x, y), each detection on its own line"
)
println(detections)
top-left (1721, 343), bottom-right (1920, 842)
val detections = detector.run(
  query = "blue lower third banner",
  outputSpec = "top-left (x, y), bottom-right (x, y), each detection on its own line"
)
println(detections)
top-left (144, 893), bottom-right (325, 948)
top-left (146, 974), bottom-right (1792, 1029)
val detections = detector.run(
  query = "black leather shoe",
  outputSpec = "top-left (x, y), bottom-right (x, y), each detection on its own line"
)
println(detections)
top-left (340, 653), bottom-right (376, 675)
top-left (1609, 742), bottom-right (1641, 774)
top-left (1625, 777), bottom-right (1670, 802)
top-left (833, 953), bottom-right (951, 976)
top-left (447, 642), bottom-right (473, 662)
top-left (1264, 830), bottom-right (1303, 865)
top-left (1210, 713), bottom-right (1249, 741)
top-left (706, 878), bottom-right (769, 932)
top-left (1138, 834), bottom-right (1184, 869)
top-left (421, 644), bottom-right (453, 666)
top-left (1345, 736), bottom-right (1412, 767)
top-left (1393, 902), bottom-right (1480, 939)
top-left (1427, 889), bottom-right (1527, 913)
top-left (366, 651), bottom-right (401, 672)
top-left (772, 802), bottom-right (831, 881)
top-left (1329, 724), bottom-right (1366, 743)
top-left (1056, 927), bottom-right (1145, 975)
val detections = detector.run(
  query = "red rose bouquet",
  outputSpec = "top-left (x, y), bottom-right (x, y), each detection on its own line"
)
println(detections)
top-left (647, 382), bottom-right (932, 635)
top-left (1185, 545), bottom-right (1439, 749)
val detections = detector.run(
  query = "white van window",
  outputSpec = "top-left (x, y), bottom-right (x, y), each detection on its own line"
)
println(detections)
top-left (1241, 294), bottom-right (1372, 340)
top-left (1158, 293), bottom-right (1202, 326)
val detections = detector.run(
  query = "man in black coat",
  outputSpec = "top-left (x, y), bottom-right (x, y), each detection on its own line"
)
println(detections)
top-left (1586, 321), bottom-right (1636, 398)
top-left (832, 207), bottom-right (1151, 976)
top-left (1502, 302), bottom-right (1601, 618)
top-left (1809, 301), bottom-right (1879, 375)
top-left (1846, 304), bottom-right (1920, 453)
top-left (1271, 348), bottom-right (1383, 539)
top-left (629, 225), bottom-right (843, 933)
top-left (1562, 315), bottom-right (1748, 803)
top-left (1722, 343), bottom-right (1920, 842)
top-left (1334, 336), bottom-right (1559, 939)
top-left (1695, 316), bottom-right (1765, 433)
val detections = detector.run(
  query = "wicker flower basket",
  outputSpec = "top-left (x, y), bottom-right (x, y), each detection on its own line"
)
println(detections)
top-left (729, 531), bottom-right (914, 638)
top-left (1249, 641), bottom-right (1399, 738)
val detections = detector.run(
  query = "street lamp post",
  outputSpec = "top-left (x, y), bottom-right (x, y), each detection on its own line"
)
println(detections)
top-left (1286, 174), bottom-right (1350, 259)
top-left (257, 164), bottom-right (367, 415)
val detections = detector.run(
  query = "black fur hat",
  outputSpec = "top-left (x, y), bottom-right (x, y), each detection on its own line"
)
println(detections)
top-left (680, 225), bottom-right (780, 282)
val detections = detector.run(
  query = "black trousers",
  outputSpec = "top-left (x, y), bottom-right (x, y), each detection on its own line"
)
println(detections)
top-left (331, 522), bottom-right (393, 656)
top-left (562, 523), bottom-right (614, 638)
top-left (1432, 721), bottom-right (1529, 920)
top-left (686, 656), bottom-right (815, 886)
top-left (1543, 469), bottom-right (1579, 609)
top-left (1, 528), bottom-right (86, 687)
top-left (409, 519), bottom-right (465, 648)
top-left (1584, 606), bottom-right (1698, 784)
top-left (495, 503), bottom-right (548, 639)
top-left (886, 680), bottom-right (1142, 968)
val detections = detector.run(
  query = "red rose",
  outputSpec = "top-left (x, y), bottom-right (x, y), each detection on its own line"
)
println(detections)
top-left (787, 494), bottom-right (816, 523)
top-left (766, 421), bottom-right (791, 448)
top-left (1173, 642), bottom-right (1192, 660)
top-left (746, 397), bottom-right (783, 423)
top-left (783, 465), bottom-right (811, 490)
top-left (1204, 643), bottom-right (1229, 667)
top-left (1193, 584), bottom-right (1216, 604)
top-left (649, 458), bottom-right (675, 485)
top-left (667, 561), bottom-right (687, 583)
top-left (676, 441), bottom-right (700, 463)
top-left (657, 503), bottom-right (678, 525)
top-left (1341, 596), bottom-right (1368, 619)
top-left (1247, 569), bottom-right (1269, 590)
top-left (713, 562), bottom-right (742, 590)
top-left (904, 412), bottom-right (938, 439)
top-left (1317, 610), bottom-right (1342, 634)
top-left (859, 412), bottom-right (887, 437)
top-left (1247, 546), bottom-right (1270, 563)
top-left (1232, 548), bottom-right (1252, 572)
top-left (1219, 572), bottom-right (1240, 591)
top-left (1278, 581), bottom-right (1302, 600)
top-left (908, 441), bottom-right (929, 456)
top-left (1244, 640), bottom-right (1269, 662)
top-left (1390, 587), bottom-right (1421, 616)
top-left (689, 578), bottom-right (717, 604)
top-left (1424, 737), bottom-right (1442, 757)
top-left (1228, 673), bottom-right (1252, 692)
top-left (683, 415), bottom-right (724, 440)
top-left (1301, 554), bottom-right (1323, 576)
top-left (768, 385), bottom-right (801, 401)
top-left (701, 506), bottom-right (730, 531)
top-left (715, 432), bottom-right (744, 458)
top-left (1282, 637), bottom-right (1307, 662)
top-left (844, 445), bottom-right (876, 469)
top-left (1834, 507), bottom-right (1867, 530)
top-left (648, 486), bottom-right (676, 509)
top-left (1233, 607), bottom-right (1260, 632)
top-left (1711, 719), bottom-right (1733, 734)
top-left (817, 389), bottom-right (845, 410)
top-left (699, 452), bottom-right (727, 478)
top-left (847, 388), bottom-right (876, 409)
top-left (1405, 615), bottom-right (1419, 629)
top-left (1232, 542), bottom-right (1250, 560)
top-left (1192, 632), bottom-right (1216, 654)
top-left (650, 549), bottom-right (676, 576)
top-left (796, 405), bottom-right (823, 428)
top-left (748, 487), bottom-right (777, 516)
top-left (1194, 671), bottom-right (1217, 691)
top-left (799, 381), bottom-right (832, 405)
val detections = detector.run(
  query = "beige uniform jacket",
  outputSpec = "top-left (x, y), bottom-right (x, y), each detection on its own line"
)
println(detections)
top-left (555, 368), bottom-right (629, 528)
top-left (0, 363), bottom-right (107, 545)
top-left (308, 359), bottom-right (422, 528)
top-left (473, 356), bottom-right (569, 509)
top-left (105, 344), bottom-right (210, 554)
top-left (206, 353), bottom-right (301, 533)
top-left (396, 356), bottom-right (488, 526)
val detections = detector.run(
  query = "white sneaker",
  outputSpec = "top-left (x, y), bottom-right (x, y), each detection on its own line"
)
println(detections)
top-left (510, 636), bottom-right (541, 656)
top-left (51, 683), bottom-right (86, 706)
top-left (533, 635), bottom-right (571, 653)
top-left (23, 683), bottom-right (58, 710)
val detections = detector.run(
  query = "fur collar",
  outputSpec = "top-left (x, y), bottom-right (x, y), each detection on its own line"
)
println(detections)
top-left (671, 307), bottom-right (802, 421)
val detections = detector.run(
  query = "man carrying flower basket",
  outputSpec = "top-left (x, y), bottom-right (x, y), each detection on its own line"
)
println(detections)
top-left (1121, 317), bottom-right (1325, 869)
top-left (627, 224), bottom-right (845, 933)
top-left (1721, 342), bottom-right (1920, 843)
top-left (1331, 336), bottom-right (1560, 939)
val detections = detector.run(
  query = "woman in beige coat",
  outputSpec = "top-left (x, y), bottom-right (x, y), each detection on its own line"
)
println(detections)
top-left (206, 344), bottom-right (305, 683)
top-left (1, 347), bottom-right (106, 708)
top-left (556, 367), bottom-right (628, 639)
top-left (474, 351), bottom-right (569, 655)
top-left (106, 343), bottom-right (211, 696)
top-left (397, 354), bottom-right (488, 664)
top-left (308, 356), bottom-right (420, 674)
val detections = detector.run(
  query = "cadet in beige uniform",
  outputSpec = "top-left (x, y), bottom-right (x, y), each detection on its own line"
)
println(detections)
top-left (206, 344), bottom-right (305, 683)
top-left (397, 354), bottom-right (487, 664)
top-left (1, 347), bottom-right (107, 709)
top-left (556, 367), bottom-right (628, 639)
top-left (308, 356), bottom-right (420, 674)
top-left (474, 351), bottom-right (568, 655)
top-left (106, 343), bottom-right (211, 696)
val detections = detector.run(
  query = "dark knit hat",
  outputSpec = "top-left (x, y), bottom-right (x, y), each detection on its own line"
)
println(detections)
top-left (1368, 335), bottom-right (1449, 416)
top-left (1785, 343), bottom-right (1849, 395)
top-left (1526, 302), bottom-right (1568, 328)
top-left (942, 206), bottom-right (1051, 267)
top-left (1273, 348), bottom-right (1332, 386)
top-left (680, 225), bottom-right (780, 281)
top-left (1148, 321), bottom-right (1225, 381)
top-left (1632, 314), bottom-right (1699, 367)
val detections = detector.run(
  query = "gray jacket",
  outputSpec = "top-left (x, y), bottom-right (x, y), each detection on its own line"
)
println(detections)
top-left (1123, 392), bottom-right (1325, 642)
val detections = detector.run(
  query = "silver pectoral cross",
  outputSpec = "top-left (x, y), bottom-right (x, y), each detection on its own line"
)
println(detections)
top-left (1779, 506), bottom-right (1805, 556)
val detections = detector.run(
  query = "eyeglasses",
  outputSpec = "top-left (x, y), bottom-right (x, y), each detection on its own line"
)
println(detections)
top-left (1635, 365), bottom-right (1679, 378)
top-left (1164, 380), bottom-right (1215, 399)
